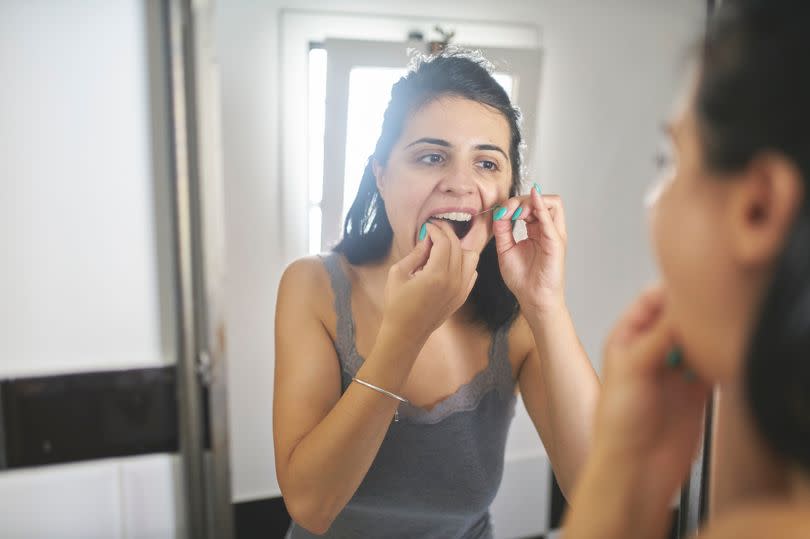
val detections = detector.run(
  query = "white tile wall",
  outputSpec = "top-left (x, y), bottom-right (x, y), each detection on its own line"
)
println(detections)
top-left (0, 454), bottom-right (183, 539)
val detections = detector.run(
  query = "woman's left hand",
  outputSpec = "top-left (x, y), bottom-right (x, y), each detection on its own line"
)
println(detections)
top-left (493, 184), bottom-right (567, 313)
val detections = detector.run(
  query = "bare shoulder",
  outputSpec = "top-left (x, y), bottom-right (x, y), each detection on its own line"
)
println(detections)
top-left (698, 503), bottom-right (810, 539)
top-left (279, 255), bottom-right (330, 288)
top-left (277, 255), bottom-right (335, 322)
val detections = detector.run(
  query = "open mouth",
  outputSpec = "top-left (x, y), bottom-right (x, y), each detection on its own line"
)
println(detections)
top-left (430, 211), bottom-right (474, 240)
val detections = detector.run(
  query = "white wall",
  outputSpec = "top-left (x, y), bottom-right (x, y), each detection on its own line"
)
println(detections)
top-left (1, 2), bottom-right (182, 537)
top-left (0, 455), bottom-right (185, 539)
top-left (216, 0), bottom-right (706, 533)
top-left (0, 0), bottom-right (175, 378)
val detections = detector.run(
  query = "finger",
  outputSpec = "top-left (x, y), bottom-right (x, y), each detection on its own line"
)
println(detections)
top-left (538, 194), bottom-right (567, 241)
top-left (430, 219), bottom-right (461, 273)
top-left (463, 270), bottom-right (479, 303)
top-left (607, 285), bottom-right (666, 346)
top-left (443, 220), bottom-right (463, 276)
top-left (422, 221), bottom-right (451, 274)
top-left (626, 308), bottom-right (678, 378)
top-left (460, 249), bottom-right (480, 290)
top-left (508, 196), bottom-right (532, 224)
top-left (519, 197), bottom-right (562, 226)
top-left (495, 196), bottom-right (527, 221)
top-left (451, 250), bottom-right (479, 309)
top-left (493, 216), bottom-right (517, 256)
top-left (529, 187), bottom-right (561, 242)
top-left (393, 233), bottom-right (433, 277)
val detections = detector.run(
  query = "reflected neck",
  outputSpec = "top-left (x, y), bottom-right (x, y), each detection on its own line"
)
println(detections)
top-left (710, 381), bottom-right (791, 519)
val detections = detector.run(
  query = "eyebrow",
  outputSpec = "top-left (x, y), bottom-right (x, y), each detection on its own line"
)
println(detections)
top-left (476, 144), bottom-right (509, 161)
top-left (405, 137), bottom-right (510, 161)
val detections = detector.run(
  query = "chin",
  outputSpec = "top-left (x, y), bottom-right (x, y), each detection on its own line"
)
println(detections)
top-left (673, 313), bottom-right (738, 383)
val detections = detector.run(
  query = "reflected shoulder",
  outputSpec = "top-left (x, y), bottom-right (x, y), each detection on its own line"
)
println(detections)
top-left (278, 255), bottom-right (334, 317)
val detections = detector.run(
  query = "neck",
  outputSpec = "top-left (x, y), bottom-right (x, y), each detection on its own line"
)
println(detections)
top-left (709, 379), bottom-right (791, 519)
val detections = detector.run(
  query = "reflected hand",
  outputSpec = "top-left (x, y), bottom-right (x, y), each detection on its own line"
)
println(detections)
top-left (383, 220), bottom-right (479, 341)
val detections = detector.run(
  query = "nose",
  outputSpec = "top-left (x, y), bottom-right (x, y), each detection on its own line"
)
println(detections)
top-left (437, 162), bottom-right (476, 196)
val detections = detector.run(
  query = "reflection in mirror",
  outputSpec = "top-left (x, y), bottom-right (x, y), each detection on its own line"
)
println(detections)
top-left (216, 4), bottom-right (711, 539)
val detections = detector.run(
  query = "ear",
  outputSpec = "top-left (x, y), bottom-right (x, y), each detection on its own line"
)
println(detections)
top-left (727, 152), bottom-right (805, 268)
top-left (372, 158), bottom-right (385, 196)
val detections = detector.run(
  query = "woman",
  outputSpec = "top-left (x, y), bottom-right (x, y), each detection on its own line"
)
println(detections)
top-left (563, 1), bottom-right (810, 537)
top-left (274, 51), bottom-right (599, 537)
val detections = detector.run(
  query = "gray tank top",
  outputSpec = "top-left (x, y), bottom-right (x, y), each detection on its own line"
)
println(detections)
top-left (286, 253), bottom-right (517, 539)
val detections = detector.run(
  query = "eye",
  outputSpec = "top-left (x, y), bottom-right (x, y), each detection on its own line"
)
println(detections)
top-left (419, 153), bottom-right (445, 165)
top-left (477, 160), bottom-right (499, 171)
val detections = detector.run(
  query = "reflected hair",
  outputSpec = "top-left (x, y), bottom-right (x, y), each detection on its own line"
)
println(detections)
top-left (333, 48), bottom-right (524, 331)
top-left (698, 0), bottom-right (810, 470)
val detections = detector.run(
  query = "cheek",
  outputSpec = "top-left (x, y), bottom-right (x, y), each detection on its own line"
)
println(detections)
top-left (380, 166), bottom-right (438, 247)
top-left (650, 182), bottom-right (737, 379)
top-left (485, 171), bottom-right (512, 202)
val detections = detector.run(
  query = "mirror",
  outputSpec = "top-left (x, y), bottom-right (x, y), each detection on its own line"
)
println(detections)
top-left (218, 3), bottom-right (709, 539)
top-left (0, 2), bottom-right (711, 539)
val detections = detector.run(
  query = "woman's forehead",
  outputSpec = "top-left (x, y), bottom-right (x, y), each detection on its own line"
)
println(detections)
top-left (398, 96), bottom-right (511, 149)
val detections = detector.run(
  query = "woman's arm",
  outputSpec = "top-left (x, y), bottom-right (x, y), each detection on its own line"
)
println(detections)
top-left (274, 223), bottom-right (478, 534)
top-left (518, 306), bottom-right (599, 498)
top-left (273, 259), bottom-right (426, 534)
top-left (492, 188), bottom-right (599, 496)
top-left (562, 446), bottom-right (675, 538)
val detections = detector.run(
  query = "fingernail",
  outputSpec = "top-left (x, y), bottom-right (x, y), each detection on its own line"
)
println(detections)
top-left (511, 207), bottom-right (523, 221)
top-left (418, 223), bottom-right (427, 241)
top-left (684, 369), bottom-right (697, 382)
top-left (533, 182), bottom-right (542, 195)
top-left (666, 348), bottom-right (683, 368)
top-left (493, 207), bottom-right (508, 221)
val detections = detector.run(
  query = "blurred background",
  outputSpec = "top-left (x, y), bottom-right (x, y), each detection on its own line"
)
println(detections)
top-left (0, 1), bottom-right (709, 537)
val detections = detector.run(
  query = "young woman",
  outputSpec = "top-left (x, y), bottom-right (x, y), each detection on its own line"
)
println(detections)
top-left (274, 52), bottom-right (599, 537)
top-left (563, 1), bottom-right (810, 537)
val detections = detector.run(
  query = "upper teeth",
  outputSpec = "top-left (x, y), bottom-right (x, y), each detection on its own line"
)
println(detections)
top-left (433, 212), bottom-right (472, 222)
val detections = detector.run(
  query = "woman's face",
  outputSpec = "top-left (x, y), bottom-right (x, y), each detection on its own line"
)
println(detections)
top-left (649, 81), bottom-right (794, 383)
top-left (374, 96), bottom-right (514, 258)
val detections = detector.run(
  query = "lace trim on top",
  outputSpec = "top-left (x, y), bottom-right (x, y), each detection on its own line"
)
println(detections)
top-left (321, 253), bottom-right (516, 425)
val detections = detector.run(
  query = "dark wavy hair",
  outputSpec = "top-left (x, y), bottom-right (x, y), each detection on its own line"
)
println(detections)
top-left (698, 0), bottom-right (810, 471)
top-left (333, 49), bottom-right (524, 331)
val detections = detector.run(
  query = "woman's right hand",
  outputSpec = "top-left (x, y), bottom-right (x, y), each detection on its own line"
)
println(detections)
top-left (382, 220), bottom-right (479, 341)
